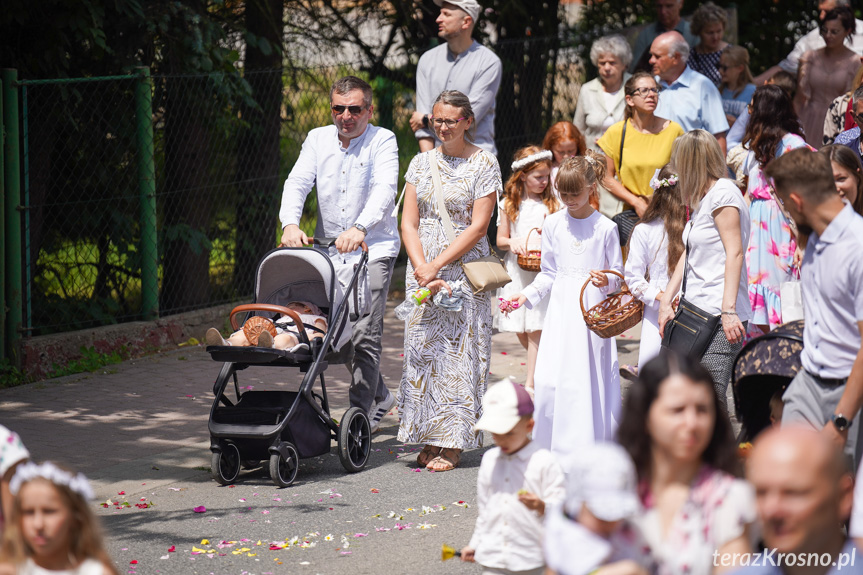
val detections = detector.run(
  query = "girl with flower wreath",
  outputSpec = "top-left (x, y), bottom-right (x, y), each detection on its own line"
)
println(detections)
top-left (0, 461), bottom-right (118, 575)
top-left (621, 164), bottom-right (686, 379)
top-left (496, 145), bottom-right (561, 396)
top-left (508, 151), bottom-right (623, 457)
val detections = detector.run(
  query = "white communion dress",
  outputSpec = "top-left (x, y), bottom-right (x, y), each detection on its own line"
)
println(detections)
top-left (496, 197), bottom-right (559, 333)
top-left (521, 209), bottom-right (623, 457)
top-left (624, 219), bottom-right (670, 368)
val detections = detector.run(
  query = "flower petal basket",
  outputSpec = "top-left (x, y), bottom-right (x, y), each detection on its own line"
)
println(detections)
top-left (516, 227), bottom-right (542, 272)
top-left (580, 269), bottom-right (644, 339)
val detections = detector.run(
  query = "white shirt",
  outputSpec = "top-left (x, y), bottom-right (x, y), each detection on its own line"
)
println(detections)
top-left (573, 76), bottom-right (630, 151)
top-left (682, 179), bottom-right (752, 320)
top-left (779, 19), bottom-right (863, 75)
top-left (468, 441), bottom-right (565, 571)
top-left (279, 124), bottom-right (400, 265)
top-left (800, 202), bottom-right (863, 379)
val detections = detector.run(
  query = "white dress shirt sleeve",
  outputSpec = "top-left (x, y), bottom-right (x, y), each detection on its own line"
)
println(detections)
top-left (540, 457), bottom-right (566, 510)
top-left (625, 223), bottom-right (658, 304)
top-left (356, 130), bottom-right (399, 230)
top-left (279, 133), bottom-right (319, 229)
top-left (779, 28), bottom-right (821, 75)
top-left (522, 217), bottom-right (557, 308)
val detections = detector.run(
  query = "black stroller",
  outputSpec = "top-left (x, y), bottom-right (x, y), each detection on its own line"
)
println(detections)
top-left (731, 320), bottom-right (805, 441)
top-left (205, 241), bottom-right (371, 487)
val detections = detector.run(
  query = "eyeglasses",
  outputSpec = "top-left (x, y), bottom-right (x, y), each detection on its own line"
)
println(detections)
top-left (429, 116), bottom-right (467, 128)
top-left (718, 64), bottom-right (730, 71)
top-left (331, 105), bottom-right (367, 116)
top-left (629, 87), bottom-right (659, 97)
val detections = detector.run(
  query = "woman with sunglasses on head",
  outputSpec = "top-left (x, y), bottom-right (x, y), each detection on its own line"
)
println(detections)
top-left (796, 6), bottom-right (860, 149)
top-left (597, 72), bottom-right (684, 219)
top-left (399, 90), bottom-right (503, 473)
top-left (741, 84), bottom-right (812, 336)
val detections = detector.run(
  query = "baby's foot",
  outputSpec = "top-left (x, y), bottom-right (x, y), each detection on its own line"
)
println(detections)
top-left (206, 328), bottom-right (228, 346)
top-left (257, 331), bottom-right (274, 348)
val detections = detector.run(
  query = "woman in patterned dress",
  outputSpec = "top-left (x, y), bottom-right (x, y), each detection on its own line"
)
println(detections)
top-left (688, 2), bottom-right (728, 87)
top-left (398, 90), bottom-right (503, 472)
top-left (742, 85), bottom-right (812, 335)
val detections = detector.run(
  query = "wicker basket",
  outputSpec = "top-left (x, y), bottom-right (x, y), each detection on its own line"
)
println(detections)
top-left (516, 227), bottom-right (542, 272)
top-left (580, 270), bottom-right (644, 339)
top-left (242, 316), bottom-right (278, 346)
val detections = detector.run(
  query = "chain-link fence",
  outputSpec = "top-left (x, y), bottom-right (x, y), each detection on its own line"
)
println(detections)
top-left (16, 36), bottom-right (584, 337)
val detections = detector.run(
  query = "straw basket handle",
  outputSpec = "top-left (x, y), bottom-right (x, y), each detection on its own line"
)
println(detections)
top-left (523, 227), bottom-right (541, 254)
top-left (579, 269), bottom-right (626, 316)
top-left (229, 303), bottom-right (311, 346)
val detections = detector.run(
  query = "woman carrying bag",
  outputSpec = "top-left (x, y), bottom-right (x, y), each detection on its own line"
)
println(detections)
top-left (598, 72), bottom-right (683, 246)
top-left (398, 90), bottom-right (503, 472)
top-left (658, 130), bottom-right (751, 411)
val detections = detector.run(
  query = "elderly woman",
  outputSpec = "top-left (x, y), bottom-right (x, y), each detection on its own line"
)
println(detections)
top-left (574, 35), bottom-right (632, 151)
top-left (598, 72), bottom-right (684, 219)
top-left (618, 352), bottom-right (755, 575)
top-left (659, 130), bottom-right (751, 408)
top-left (399, 90), bottom-right (502, 472)
top-left (688, 2), bottom-right (728, 86)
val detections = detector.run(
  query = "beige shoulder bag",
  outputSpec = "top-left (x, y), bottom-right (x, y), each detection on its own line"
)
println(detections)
top-left (428, 150), bottom-right (511, 295)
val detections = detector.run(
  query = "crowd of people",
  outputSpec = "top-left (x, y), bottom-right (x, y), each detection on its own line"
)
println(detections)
top-left (3, 0), bottom-right (863, 574)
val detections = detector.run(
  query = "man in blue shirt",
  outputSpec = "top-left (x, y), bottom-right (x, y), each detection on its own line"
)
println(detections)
top-left (651, 31), bottom-right (729, 154)
top-left (734, 427), bottom-right (855, 574)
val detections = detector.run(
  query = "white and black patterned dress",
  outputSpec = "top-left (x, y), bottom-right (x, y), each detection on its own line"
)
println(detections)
top-left (397, 149), bottom-right (502, 449)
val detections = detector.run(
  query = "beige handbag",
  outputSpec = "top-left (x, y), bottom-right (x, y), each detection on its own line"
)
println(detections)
top-left (428, 150), bottom-right (511, 295)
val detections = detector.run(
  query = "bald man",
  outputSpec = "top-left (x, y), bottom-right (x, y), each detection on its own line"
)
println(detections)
top-left (731, 427), bottom-right (856, 574)
top-left (651, 31), bottom-right (729, 154)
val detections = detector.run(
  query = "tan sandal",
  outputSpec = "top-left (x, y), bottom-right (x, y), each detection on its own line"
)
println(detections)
top-left (416, 445), bottom-right (441, 467)
top-left (427, 448), bottom-right (461, 472)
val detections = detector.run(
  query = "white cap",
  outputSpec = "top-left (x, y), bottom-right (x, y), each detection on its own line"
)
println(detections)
top-left (565, 443), bottom-right (640, 522)
top-left (474, 380), bottom-right (534, 435)
top-left (433, 0), bottom-right (481, 23)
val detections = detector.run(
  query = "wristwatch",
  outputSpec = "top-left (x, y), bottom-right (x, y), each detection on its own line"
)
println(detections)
top-left (832, 413), bottom-right (851, 432)
top-left (353, 223), bottom-right (368, 235)
top-left (422, 114), bottom-right (430, 129)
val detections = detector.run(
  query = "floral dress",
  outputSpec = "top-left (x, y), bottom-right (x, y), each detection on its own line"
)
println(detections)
top-left (744, 133), bottom-right (812, 331)
top-left (398, 149), bottom-right (502, 450)
top-left (634, 466), bottom-right (757, 575)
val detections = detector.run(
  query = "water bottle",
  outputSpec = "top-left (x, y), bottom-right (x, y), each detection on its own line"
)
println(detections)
top-left (395, 288), bottom-right (433, 321)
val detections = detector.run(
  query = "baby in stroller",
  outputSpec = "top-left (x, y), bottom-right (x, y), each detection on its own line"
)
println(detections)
top-left (205, 301), bottom-right (328, 352)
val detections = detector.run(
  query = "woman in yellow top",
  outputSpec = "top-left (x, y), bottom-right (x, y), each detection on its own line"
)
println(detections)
top-left (598, 72), bottom-right (684, 217)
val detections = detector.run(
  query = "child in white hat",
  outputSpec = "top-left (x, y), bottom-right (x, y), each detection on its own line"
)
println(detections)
top-left (461, 380), bottom-right (565, 575)
top-left (544, 442), bottom-right (654, 575)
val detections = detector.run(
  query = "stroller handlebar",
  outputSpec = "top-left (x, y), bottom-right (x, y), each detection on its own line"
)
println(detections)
top-left (313, 237), bottom-right (368, 252)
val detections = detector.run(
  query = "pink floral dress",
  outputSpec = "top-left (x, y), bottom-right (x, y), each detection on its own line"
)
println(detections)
top-left (634, 466), bottom-right (757, 575)
top-left (743, 133), bottom-right (813, 331)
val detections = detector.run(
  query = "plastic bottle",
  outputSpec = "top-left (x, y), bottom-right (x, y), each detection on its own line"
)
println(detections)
top-left (395, 288), bottom-right (433, 320)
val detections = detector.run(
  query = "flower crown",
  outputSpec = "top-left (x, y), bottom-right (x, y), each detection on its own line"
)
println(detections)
top-left (649, 169), bottom-right (679, 191)
top-left (10, 461), bottom-right (95, 500)
top-left (511, 150), bottom-right (553, 172)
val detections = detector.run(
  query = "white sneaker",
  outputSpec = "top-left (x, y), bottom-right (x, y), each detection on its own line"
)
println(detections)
top-left (368, 392), bottom-right (396, 433)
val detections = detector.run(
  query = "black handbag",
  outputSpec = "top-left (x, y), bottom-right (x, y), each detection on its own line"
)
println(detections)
top-left (661, 236), bottom-right (721, 359)
top-left (612, 120), bottom-right (639, 246)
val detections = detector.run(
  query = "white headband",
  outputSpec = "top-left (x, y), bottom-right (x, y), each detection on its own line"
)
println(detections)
top-left (511, 150), bottom-right (553, 172)
top-left (10, 461), bottom-right (95, 501)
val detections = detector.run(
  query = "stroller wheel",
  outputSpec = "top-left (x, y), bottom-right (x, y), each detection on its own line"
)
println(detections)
top-left (211, 442), bottom-right (241, 485)
top-left (269, 442), bottom-right (299, 488)
top-left (338, 407), bottom-right (371, 472)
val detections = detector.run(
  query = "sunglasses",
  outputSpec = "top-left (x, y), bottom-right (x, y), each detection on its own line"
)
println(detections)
top-left (331, 105), bottom-right (367, 115)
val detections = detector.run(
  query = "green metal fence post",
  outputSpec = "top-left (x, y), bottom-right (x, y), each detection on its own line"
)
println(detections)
top-left (0, 76), bottom-right (5, 360)
top-left (135, 67), bottom-right (158, 320)
top-left (2, 69), bottom-right (21, 365)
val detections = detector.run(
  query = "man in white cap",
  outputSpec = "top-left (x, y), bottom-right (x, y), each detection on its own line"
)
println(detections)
top-left (461, 380), bottom-right (565, 575)
top-left (409, 0), bottom-right (502, 155)
top-left (545, 443), bottom-right (653, 575)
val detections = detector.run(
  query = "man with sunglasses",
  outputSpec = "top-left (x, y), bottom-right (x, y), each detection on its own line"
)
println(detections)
top-left (409, 0), bottom-right (501, 155)
top-left (279, 75), bottom-right (400, 433)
